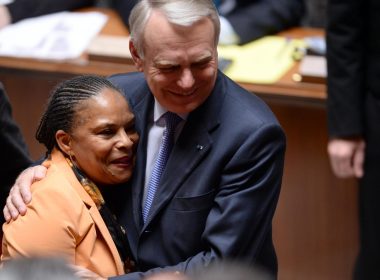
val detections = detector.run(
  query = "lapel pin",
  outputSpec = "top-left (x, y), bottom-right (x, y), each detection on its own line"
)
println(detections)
top-left (196, 144), bottom-right (204, 151)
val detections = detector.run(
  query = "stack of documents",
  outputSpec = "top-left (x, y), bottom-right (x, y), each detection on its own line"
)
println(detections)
top-left (0, 11), bottom-right (108, 60)
top-left (218, 36), bottom-right (305, 84)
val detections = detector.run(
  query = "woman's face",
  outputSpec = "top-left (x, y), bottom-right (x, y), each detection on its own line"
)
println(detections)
top-left (68, 88), bottom-right (139, 186)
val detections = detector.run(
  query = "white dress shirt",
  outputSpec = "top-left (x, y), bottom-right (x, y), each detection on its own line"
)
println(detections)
top-left (142, 99), bottom-right (187, 206)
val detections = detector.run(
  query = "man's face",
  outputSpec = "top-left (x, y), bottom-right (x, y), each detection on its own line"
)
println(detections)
top-left (133, 11), bottom-right (218, 114)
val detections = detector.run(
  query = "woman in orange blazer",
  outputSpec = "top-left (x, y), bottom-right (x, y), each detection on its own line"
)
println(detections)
top-left (1, 75), bottom-right (139, 278)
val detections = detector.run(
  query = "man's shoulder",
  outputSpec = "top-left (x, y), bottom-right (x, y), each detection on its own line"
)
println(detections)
top-left (107, 72), bottom-right (145, 88)
top-left (218, 72), bottom-right (279, 124)
top-left (107, 72), bottom-right (148, 105)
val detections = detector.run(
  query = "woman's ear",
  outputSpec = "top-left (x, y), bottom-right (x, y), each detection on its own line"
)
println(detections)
top-left (129, 40), bottom-right (144, 72)
top-left (55, 130), bottom-right (72, 156)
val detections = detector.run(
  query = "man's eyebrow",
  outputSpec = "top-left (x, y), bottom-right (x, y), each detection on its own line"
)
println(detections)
top-left (154, 51), bottom-right (213, 67)
top-left (193, 52), bottom-right (213, 63)
top-left (154, 60), bottom-right (178, 67)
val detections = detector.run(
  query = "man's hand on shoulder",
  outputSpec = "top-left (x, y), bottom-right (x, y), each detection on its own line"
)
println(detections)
top-left (3, 165), bottom-right (47, 222)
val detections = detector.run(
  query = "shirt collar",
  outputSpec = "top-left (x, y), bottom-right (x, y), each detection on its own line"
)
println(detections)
top-left (153, 98), bottom-right (188, 123)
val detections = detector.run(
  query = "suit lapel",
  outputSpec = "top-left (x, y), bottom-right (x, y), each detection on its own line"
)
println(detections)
top-left (129, 84), bottom-right (154, 230)
top-left (87, 207), bottom-right (125, 274)
top-left (142, 126), bottom-right (212, 227)
top-left (69, 172), bottom-right (125, 274)
top-left (51, 150), bottom-right (124, 274)
top-left (142, 72), bottom-right (227, 228)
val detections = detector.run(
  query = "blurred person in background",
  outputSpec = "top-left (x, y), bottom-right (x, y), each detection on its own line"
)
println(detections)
top-left (326, 0), bottom-right (380, 279)
top-left (0, 0), bottom-right (137, 29)
top-left (215, 0), bottom-right (305, 45)
top-left (0, 257), bottom-right (79, 280)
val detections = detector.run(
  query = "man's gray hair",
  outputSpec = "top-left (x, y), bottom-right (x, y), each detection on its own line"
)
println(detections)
top-left (129, 0), bottom-right (220, 57)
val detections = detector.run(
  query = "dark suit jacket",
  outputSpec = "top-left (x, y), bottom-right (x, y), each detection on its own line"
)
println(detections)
top-left (326, 0), bottom-right (380, 138)
top-left (326, 2), bottom-right (380, 278)
top-left (6, 0), bottom-right (137, 28)
top-left (223, 0), bottom-right (305, 44)
top-left (106, 71), bottom-right (286, 279)
top-left (0, 84), bottom-right (32, 225)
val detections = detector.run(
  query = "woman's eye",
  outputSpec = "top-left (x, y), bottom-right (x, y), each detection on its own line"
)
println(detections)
top-left (100, 129), bottom-right (114, 135)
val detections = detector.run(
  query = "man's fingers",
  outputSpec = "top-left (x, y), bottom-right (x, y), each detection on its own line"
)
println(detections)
top-left (327, 138), bottom-right (366, 179)
top-left (14, 166), bottom-right (46, 204)
top-left (13, 165), bottom-right (47, 206)
top-left (5, 195), bottom-right (23, 220)
top-left (331, 157), bottom-right (354, 178)
top-left (33, 165), bottom-right (48, 181)
top-left (353, 141), bottom-right (365, 178)
top-left (3, 205), bottom-right (11, 223)
top-left (4, 165), bottom-right (47, 221)
top-left (327, 139), bottom-right (355, 178)
top-left (328, 147), bottom-right (353, 178)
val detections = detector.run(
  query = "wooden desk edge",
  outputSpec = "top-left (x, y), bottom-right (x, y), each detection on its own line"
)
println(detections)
top-left (0, 13), bottom-right (326, 102)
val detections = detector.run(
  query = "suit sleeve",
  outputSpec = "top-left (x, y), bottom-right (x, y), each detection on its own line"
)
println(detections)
top-left (5, 0), bottom-right (94, 23)
top-left (226, 0), bottom-right (304, 44)
top-left (0, 84), bottom-right (32, 224)
top-left (111, 123), bottom-right (286, 280)
top-left (326, 0), bottom-right (365, 137)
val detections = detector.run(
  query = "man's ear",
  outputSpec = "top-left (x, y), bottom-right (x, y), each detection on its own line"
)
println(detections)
top-left (129, 40), bottom-right (144, 72)
top-left (55, 130), bottom-right (72, 156)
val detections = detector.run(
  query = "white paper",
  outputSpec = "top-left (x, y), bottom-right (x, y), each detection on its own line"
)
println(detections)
top-left (0, 0), bottom-right (13, 5)
top-left (0, 11), bottom-right (108, 60)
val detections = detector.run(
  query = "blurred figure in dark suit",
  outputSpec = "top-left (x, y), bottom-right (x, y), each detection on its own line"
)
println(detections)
top-left (0, 0), bottom-right (137, 29)
top-left (215, 0), bottom-right (305, 45)
top-left (215, 0), bottom-right (327, 45)
top-left (326, 0), bottom-right (380, 279)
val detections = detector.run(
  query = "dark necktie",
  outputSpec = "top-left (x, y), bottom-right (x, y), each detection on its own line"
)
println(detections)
top-left (142, 112), bottom-right (182, 223)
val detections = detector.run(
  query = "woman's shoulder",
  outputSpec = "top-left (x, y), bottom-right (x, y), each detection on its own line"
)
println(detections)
top-left (31, 156), bottom-right (79, 200)
top-left (26, 151), bottom-right (91, 221)
top-left (3, 152), bottom-right (93, 236)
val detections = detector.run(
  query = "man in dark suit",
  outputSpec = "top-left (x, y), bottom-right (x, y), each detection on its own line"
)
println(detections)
top-left (326, 0), bottom-right (380, 279)
top-left (217, 0), bottom-right (305, 45)
top-left (0, 83), bottom-right (32, 225)
top-left (4, 1), bottom-right (285, 279)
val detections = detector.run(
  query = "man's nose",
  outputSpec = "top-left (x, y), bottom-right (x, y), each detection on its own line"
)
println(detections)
top-left (177, 68), bottom-right (195, 89)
